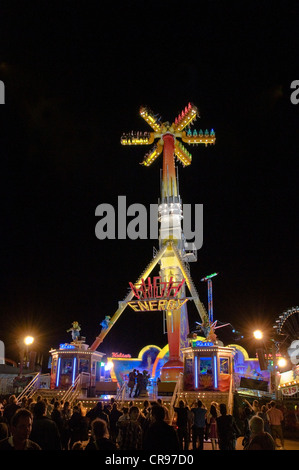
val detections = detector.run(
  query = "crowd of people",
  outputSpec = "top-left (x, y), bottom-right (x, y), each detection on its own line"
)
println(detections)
top-left (173, 397), bottom-right (286, 451)
top-left (0, 393), bottom-right (287, 451)
top-left (0, 394), bottom-right (178, 451)
top-left (127, 369), bottom-right (150, 398)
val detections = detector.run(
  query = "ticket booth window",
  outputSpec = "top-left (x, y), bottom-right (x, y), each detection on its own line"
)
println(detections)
top-left (220, 357), bottom-right (229, 374)
top-left (59, 358), bottom-right (73, 388)
top-left (199, 357), bottom-right (213, 375)
top-left (61, 358), bottom-right (73, 375)
top-left (79, 359), bottom-right (89, 373)
top-left (196, 357), bottom-right (214, 390)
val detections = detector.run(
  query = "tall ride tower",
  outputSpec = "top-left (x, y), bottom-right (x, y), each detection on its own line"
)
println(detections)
top-left (119, 104), bottom-right (215, 380)
top-left (90, 104), bottom-right (215, 382)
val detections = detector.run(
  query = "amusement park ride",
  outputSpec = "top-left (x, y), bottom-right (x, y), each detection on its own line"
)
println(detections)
top-left (90, 103), bottom-right (216, 381)
top-left (22, 103), bottom-right (297, 405)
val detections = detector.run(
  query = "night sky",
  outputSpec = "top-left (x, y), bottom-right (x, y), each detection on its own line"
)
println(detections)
top-left (0, 1), bottom-right (298, 368)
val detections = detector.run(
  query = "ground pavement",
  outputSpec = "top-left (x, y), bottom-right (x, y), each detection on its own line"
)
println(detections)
top-left (201, 436), bottom-right (299, 450)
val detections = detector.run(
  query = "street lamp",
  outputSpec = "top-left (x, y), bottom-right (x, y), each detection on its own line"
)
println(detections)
top-left (252, 328), bottom-right (280, 398)
top-left (24, 336), bottom-right (34, 346)
top-left (277, 357), bottom-right (287, 369)
top-left (19, 335), bottom-right (35, 375)
top-left (253, 329), bottom-right (263, 340)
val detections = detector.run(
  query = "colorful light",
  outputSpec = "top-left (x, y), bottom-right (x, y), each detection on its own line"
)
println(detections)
top-left (56, 357), bottom-right (61, 387)
top-left (194, 356), bottom-right (198, 388)
top-left (72, 357), bottom-right (77, 385)
top-left (213, 355), bottom-right (218, 389)
top-left (253, 330), bottom-right (263, 340)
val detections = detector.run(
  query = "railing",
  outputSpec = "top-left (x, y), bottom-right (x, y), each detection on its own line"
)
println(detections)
top-left (16, 373), bottom-right (41, 404)
top-left (227, 372), bottom-right (234, 415)
top-left (115, 382), bottom-right (127, 403)
top-left (150, 379), bottom-right (158, 400)
top-left (63, 372), bottom-right (90, 405)
top-left (168, 373), bottom-right (183, 424)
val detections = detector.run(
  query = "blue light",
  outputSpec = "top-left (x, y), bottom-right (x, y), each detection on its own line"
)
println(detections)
top-left (72, 357), bottom-right (77, 385)
top-left (59, 343), bottom-right (75, 350)
top-left (195, 356), bottom-right (198, 389)
top-left (213, 356), bottom-right (218, 389)
top-left (56, 358), bottom-right (61, 387)
top-left (193, 341), bottom-right (214, 347)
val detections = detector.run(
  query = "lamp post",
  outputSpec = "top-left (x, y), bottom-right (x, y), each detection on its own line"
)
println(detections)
top-left (19, 336), bottom-right (34, 376)
top-left (252, 329), bottom-right (279, 399)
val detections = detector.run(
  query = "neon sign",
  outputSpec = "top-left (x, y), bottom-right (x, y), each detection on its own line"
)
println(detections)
top-left (129, 276), bottom-right (185, 299)
top-left (111, 352), bottom-right (132, 358)
top-left (192, 341), bottom-right (214, 347)
top-left (127, 276), bottom-right (188, 311)
top-left (128, 298), bottom-right (188, 312)
top-left (59, 343), bottom-right (76, 350)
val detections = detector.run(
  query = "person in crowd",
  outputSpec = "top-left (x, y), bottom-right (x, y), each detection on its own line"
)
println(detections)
top-left (120, 406), bottom-right (143, 450)
top-left (266, 401), bottom-right (285, 449)
top-left (134, 371), bottom-right (144, 398)
top-left (60, 401), bottom-right (72, 450)
top-left (43, 398), bottom-right (53, 418)
top-left (3, 395), bottom-right (20, 428)
top-left (128, 369), bottom-right (137, 398)
top-left (206, 404), bottom-right (218, 450)
top-left (173, 400), bottom-right (189, 451)
top-left (0, 422), bottom-right (9, 441)
top-left (157, 398), bottom-right (170, 423)
top-left (29, 400), bottom-right (62, 450)
top-left (143, 405), bottom-right (179, 452)
top-left (0, 408), bottom-right (41, 450)
top-left (257, 405), bottom-right (271, 434)
top-left (252, 399), bottom-right (260, 414)
top-left (86, 401), bottom-right (109, 427)
top-left (0, 398), bottom-right (6, 417)
top-left (26, 397), bottom-right (34, 411)
top-left (216, 403), bottom-right (240, 450)
top-left (186, 405), bottom-right (194, 444)
top-left (109, 402), bottom-right (123, 444)
top-left (68, 405), bottom-right (88, 450)
top-left (142, 400), bottom-right (150, 418)
top-left (142, 370), bottom-right (150, 394)
top-left (243, 415), bottom-right (275, 450)
top-left (85, 418), bottom-right (117, 451)
top-left (191, 400), bottom-right (207, 450)
top-left (20, 396), bottom-right (28, 410)
top-left (51, 401), bottom-right (64, 437)
top-left (103, 402), bottom-right (112, 418)
top-left (116, 406), bottom-right (130, 448)
top-left (71, 441), bottom-right (84, 450)
top-left (242, 405), bottom-right (255, 448)
top-left (245, 398), bottom-right (260, 414)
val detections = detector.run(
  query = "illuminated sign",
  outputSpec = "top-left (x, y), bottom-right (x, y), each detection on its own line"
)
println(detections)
top-left (128, 298), bottom-right (188, 312)
top-left (281, 385), bottom-right (298, 396)
top-left (129, 276), bottom-right (185, 299)
top-left (111, 352), bottom-right (132, 358)
top-left (192, 341), bottom-right (214, 347)
top-left (59, 343), bottom-right (76, 350)
top-left (127, 276), bottom-right (188, 311)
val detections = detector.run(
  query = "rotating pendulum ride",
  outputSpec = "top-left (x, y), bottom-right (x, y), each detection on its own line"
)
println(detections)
top-left (91, 103), bottom-right (216, 382)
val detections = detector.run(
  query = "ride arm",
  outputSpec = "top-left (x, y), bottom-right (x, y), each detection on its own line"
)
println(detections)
top-left (90, 244), bottom-right (168, 351)
top-left (181, 129), bottom-right (215, 146)
top-left (171, 243), bottom-right (209, 324)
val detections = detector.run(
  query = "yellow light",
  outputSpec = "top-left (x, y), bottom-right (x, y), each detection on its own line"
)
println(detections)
top-left (278, 357), bottom-right (287, 368)
top-left (105, 361), bottom-right (114, 371)
top-left (253, 330), bottom-right (263, 340)
top-left (24, 336), bottom-right (34, 346)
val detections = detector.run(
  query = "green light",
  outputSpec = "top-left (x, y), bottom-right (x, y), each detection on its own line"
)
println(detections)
top-left (201, 272), bottom-right (218, 281)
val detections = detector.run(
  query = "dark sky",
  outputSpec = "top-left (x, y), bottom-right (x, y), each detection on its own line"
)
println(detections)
top-left (0, 1), bottom-right (298, 366)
